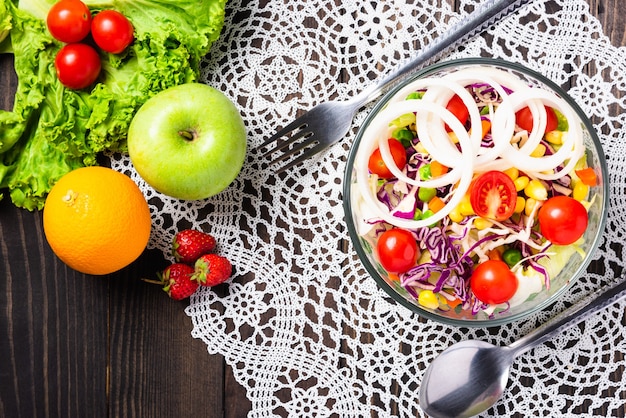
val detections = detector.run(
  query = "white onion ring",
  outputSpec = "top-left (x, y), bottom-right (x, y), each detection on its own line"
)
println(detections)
top-left (356, 100), bottom-right (475, 229)
top-left (355, 66), bottom-right (586, 229)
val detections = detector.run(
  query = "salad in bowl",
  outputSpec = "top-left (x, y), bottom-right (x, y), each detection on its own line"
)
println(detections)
top-left (343, 58), bottom-right (608, 326)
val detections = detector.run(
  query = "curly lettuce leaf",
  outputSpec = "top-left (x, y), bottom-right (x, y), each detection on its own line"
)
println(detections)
top-left (0, 0), bottom-right (227, 210)
top-left (0, 0), bottom-right (10, 46)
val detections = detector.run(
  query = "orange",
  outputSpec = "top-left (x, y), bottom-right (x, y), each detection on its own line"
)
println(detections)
top-left (43, 166), bottom-right (152, 275)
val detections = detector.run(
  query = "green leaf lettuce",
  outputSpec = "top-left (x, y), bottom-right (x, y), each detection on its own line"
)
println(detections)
top-left (0, 0), bottom-right (227, 210)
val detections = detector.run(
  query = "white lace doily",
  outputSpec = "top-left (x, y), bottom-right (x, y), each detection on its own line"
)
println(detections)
top-left (110, 0), bottom-right (626, 416)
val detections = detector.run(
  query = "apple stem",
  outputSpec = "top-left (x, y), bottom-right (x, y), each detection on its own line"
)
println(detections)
top-left (178, 129), bottom-right (196, 141)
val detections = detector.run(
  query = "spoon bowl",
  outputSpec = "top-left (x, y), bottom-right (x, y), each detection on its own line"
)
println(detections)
top-left (419, 277), bottom-right (626, 418)
top-left (419, 341), bottom-right (512, 418)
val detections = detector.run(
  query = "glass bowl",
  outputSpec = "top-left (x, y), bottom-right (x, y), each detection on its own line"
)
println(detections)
top-left (343, 58), bottom-right (609, 327)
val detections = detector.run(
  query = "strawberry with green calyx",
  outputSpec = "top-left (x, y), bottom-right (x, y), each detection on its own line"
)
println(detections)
top-left (144, 263), bottom-right (199, 300)
top-left (192, 254), bottom-right (232, 287)
top-left (172, 229), bottom-right (217, 264)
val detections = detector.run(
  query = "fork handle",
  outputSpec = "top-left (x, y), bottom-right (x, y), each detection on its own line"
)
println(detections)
top-left (357, 0), bottom-right (535, 105)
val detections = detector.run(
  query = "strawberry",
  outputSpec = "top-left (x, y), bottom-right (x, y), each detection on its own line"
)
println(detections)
top-left (172, 229), bottom-right (216, 264)
top-left (192, 254), bottom-right (232, 287)
top-left (158, 263), bottom-right (198, 300)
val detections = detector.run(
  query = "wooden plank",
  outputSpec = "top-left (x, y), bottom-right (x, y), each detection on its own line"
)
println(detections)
top-left (0, 50), bottom-right (243, 416)
top-left (1, 1), bottom-right (624, 417)
top-left (105, 250), bottom-right (227, 418)
top-left (0, 192), bottom-right (109, 417)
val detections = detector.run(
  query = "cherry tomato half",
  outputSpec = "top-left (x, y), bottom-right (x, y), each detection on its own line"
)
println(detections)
top-left (376, 229), bottom-right (420, 274)
top-left (470, 260), bottom-right (518, 305)
top-left (367, 139), bottom-right (407, 179)
top-left (46, 0), bottom-right (92, 43)
top-left (444, 94), bottom-right (469, 132)
top-left (515, 105), bottom-right (558, 134)
top-left (469, 170), bottom-right (517, 221)
top-left (538, 195), bottom-right (588, 245)
top-left (55, 43), bottom-right (101, 90)
top-left (91, 10), bottom-right (135, 54)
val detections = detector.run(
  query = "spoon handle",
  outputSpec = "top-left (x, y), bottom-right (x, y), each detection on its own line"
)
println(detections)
top-left (508, 277), bottom-right (626, 357)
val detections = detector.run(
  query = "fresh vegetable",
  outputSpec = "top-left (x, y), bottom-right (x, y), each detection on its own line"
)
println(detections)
top-left (172, 229), bottom-right (217, 264)
top-left (0, 1), bottom-right (10, 45)
top-left (538, 195), bottom-right (588, 245)
top-left (444, 94), bottom-right (469, 131)
top-left (367, 138), bottom-right (407, 178)
top-left (575, 167), bottom-right (598, 186)
top-left (470, 260), bottom-right (518, 305)
top-left (469, 170), bottom-right (517, 221)
top-left (376, 228), bottom-right (420, 273)
top-left (0, 0), bottom-right (227, 210)
top-left (353, 65), bottom-right (596, 316)
top-left (54, 43), bottom-right (101, 89)
top-left (46, 0), bottom-right (91, 43)
top-left (502, 248), bottom-right (522, 267)
top-left (515, 105), bottom-right (558, 134)
top-left (192, 253), bottom-right (232, 287)
top-left (91, 9), bottom-right (134, 54)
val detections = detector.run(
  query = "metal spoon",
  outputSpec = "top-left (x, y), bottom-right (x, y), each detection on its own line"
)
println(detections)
top-left (419, 277), bottom-right (626, 418)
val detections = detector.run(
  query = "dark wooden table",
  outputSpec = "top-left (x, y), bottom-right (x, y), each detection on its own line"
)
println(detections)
top-left (1, 1), bottom-right (624, 417)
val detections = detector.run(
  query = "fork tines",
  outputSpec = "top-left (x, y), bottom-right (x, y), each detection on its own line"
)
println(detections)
top-left (257, 118), bottom-right (324, 174)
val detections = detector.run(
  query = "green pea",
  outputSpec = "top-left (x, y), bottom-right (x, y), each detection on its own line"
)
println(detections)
top-left (418, 187), bottom-right (437, 203)
top-left (421, 209), bottom-right (438, 227)
top-left (502, 248), bottom-right (522, 267)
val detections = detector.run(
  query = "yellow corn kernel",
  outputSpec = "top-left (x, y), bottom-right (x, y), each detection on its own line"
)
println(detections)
top-left (524, 179), bottom-right (548, 201)
top-left (525, 197), bottom-right (538, 217)
top-left (418, 290), bottom-right (440, 310)
top-left (513, 175), bottom-right (530, 192)
top-left (448, 131), bottom-right (459, 144)
top-left (474, 217), bottom-right (493, 230)
top-left (448, 205), bottom-right (464, 223)
top-left (503, 167), bottom-right (519, 181)
top-left (530, 143), bottom-right (547, 158)
top-left (413, 142), bottom-right (427, 154)
top-left (459, 194), bottom-right (475, 216)
top-left (514, 196), bottom-right (526, 214)
top-left (545, 130), bottom-right (564, 145)
top-left (573, 181), bottom-right (590, 201)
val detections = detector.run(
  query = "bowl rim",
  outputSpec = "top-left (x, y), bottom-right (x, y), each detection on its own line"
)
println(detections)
top-left (342, 57), bottom-right (610, 327)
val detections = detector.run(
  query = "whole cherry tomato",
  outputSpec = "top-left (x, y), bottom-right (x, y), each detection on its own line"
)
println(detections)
top-left (469, 170), bottom-right (517, 221)
top-left (46, 0), bottom-right (92, 43)
top-left (367, 139), bottom-right (407, 179)
top-left (91, 10), bottom-right (135, 54)
top-left (515, 105), bottom-right (558, 134)
top-left (444, 94), bottom-right (469, 132)
top-left (538, 195), bottom-right (588, 245)
top-left (55, 43), bottom-right (101, 90)
top-left (470, 260), bottom-right (518, 304)
top-left (376, 228), bottom-right (420, 274)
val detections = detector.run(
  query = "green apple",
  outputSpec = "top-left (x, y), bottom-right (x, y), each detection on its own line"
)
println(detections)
top-left (128, 83), bottom-right (247, 200)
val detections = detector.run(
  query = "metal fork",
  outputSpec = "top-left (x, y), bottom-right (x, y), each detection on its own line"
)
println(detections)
top-left (257, 0), bottom-right (534, 173)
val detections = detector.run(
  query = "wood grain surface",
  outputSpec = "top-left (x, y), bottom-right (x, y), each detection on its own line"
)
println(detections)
top-left (1, 1), bottom-right (624, 417)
